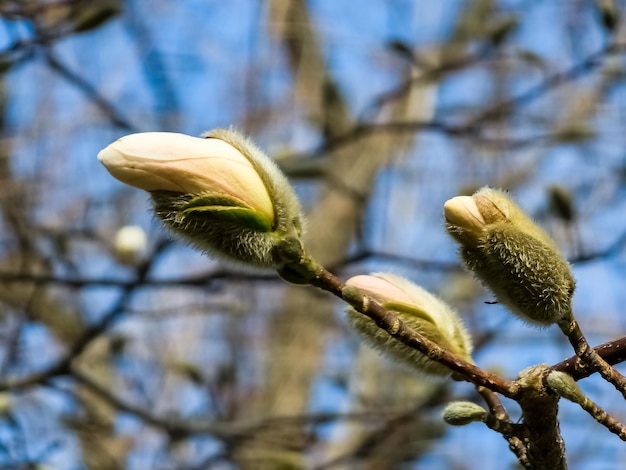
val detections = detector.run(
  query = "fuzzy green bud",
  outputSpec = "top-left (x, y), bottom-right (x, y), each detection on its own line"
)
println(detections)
top-left (98, 129), bottom-right (304, 267)
top-left (345, 273), bottom-right (473, 376)
top-left (442, 401), bottom-right (488, 426)
top-left (444, 187), bottom-right (575, 326)
top-left (546, 370), bottom-right (586, 404)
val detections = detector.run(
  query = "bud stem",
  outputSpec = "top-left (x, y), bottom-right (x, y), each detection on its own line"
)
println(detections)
top-left (477, 386), bottom-right (529, 466)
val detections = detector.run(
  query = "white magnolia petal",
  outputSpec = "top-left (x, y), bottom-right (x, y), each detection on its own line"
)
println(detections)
top-left (444, 196), bottom-right (486, 233)
top-left (98, 132), bottom-right (274, 222)
top-left (346, 274), bottom-right (415, 305)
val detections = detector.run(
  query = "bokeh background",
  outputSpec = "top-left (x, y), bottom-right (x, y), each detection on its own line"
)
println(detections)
top-left (1, 0), bottom-right (626, 468)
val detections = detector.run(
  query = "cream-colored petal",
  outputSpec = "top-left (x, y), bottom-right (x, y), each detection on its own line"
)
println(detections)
top-left (346, 274), bottom-right (415, 305)
top-left (444, 196), bottom-right (486, 233)
top-left (98, 132), bottom-right (274, 222)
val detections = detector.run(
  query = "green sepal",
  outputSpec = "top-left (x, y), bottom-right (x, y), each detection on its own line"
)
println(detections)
top-left (183, 195), bottom-right (272, 232)
top-left (185, 194), bottom-right (247, 209)
top-left (383, 301), bottom-right (437, 326)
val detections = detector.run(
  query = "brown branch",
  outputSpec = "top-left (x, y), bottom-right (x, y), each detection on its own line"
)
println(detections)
top-left (273, 238), bottom-right (573, 468)
top-left (268, 0), bottom-right (352, 139)
top-left (271, 239), bottom-right (519, 398)
top-left (558, 318), bottom-right (626, 399)
top-left (289, 41), bottom-right (626, 161)
top-left (0, 251), bottom-right (461, 288)
top-left (68, 365), bottom-right (417, 441)
top-left (576, 395), bottom-right (626, 441)
top-left (0, 270), bottom-right (276, 288)
top-left (476, 386), bottom-right (530, 468)
top-left (551, 335), bottom-right (626, 380)
top-left (476, 386), bottom-right (509, 421)
top-left (469, 41), bottom-right (626, 127)
top-left (517, 365), bottom-right (566, 470)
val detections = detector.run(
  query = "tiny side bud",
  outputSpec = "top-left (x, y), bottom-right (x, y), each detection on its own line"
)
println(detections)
top-left (442, 401), bottom-right (488, 426)
top-left (546, 370), bottom-right (586, 404)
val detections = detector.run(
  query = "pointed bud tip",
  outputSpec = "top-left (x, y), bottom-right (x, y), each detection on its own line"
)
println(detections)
top-left (472, 188), bottom-right (510, 224)
top-left (444, 196), bottom-right (486, 230)
top-left (98, 129), bottom-right (307, 269)
top-left (445, 187), bottom-right (574, 325)
top-left (97, 132), bottom-right (275, 220)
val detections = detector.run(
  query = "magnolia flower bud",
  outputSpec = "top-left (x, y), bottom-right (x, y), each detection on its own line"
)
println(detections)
top-left (444, 187), bottom-right (575, 326)
top-left (442, 401), bottom-right (488, 426)
top-left (98, 129), bottom-right (304, 267)
top-left (345, 273), bottom-right (473, 376)
top-left (114, 225), bottom-right (147, 265)
top-left (546, 370), bottom-right (586, 404)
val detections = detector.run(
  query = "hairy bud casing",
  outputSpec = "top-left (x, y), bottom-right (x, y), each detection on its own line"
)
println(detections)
top-left (98, 129), bottom-right (304, 267)
top-left (345, 273), bottom-right (473, 376)
top-left (445, 187), bottom-right (575, 325)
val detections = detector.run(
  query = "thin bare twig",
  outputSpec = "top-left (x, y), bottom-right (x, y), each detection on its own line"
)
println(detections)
top-left (476, 386), bottom-right (530, 468)
top-left (68, 365), bottom-right (420, 441)
top-left (44, 49), bottom-right (135, 131)
top-left (0, 240), bottom-right (171, 391)
top-left (575, 394), bottom-right (626, 441)
top-left (558, 317), bottom-right (626, 400)
top-left (551, 335), bottom-right (626, 380)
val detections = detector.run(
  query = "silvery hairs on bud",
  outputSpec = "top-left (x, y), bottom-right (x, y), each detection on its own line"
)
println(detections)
top-left (151, 129), bottom-right (305, 267)
top-left (445, 188), bottom-right (575, 326)
top-left (345, 273), bottom-right (473, 376)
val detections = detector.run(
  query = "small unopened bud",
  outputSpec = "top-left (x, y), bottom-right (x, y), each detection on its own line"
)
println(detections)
top-left (546, 370), bottom-right (586, 404)
top-left (98, 129), bottom-right (304, 267)
top-left (345, 273), bottom-right (473, 376)
top-left (548, 185), bottom-right (576, 222)
top-left (442, 401), bottom-right (488, 426)
top-left (0, 393), bottom-right (11, 416)
top-left (595, 0), bottom-right (618, 32)
top-left (114, 225), bottom-right (147, 265)
top-left (444, 187), bottom-right (575, 326)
